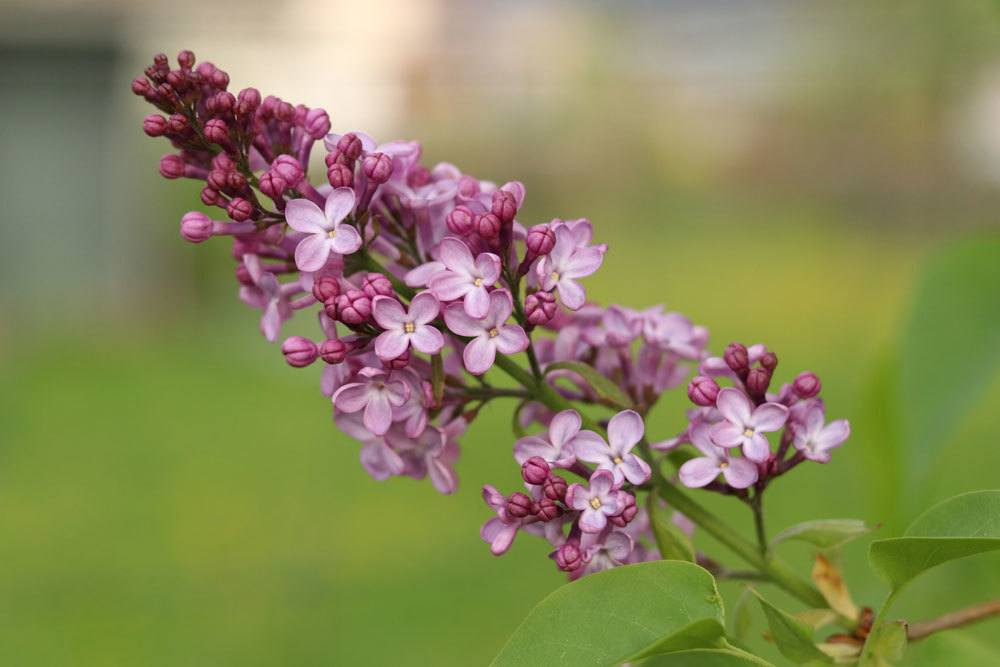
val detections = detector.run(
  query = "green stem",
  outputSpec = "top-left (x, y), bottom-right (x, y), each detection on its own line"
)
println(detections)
top-left (750, 493), bottom-right (768, 557)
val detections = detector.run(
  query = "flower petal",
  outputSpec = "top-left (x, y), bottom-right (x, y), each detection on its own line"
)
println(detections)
top-left (284, 198), bottom-right (327, 234)
top-left (374, 329), bottom-right (410, 361)
top-left (474, 252), bottom-right (501, 283)
top-left (462, 335), bottom-right (496, 375)
top-left (360, 441), bottom-right (405, 480)
top-left (363, 393), bottom-right (393, 435)
top-left (750, 402), bottom-right (789, 432)
top-left (710, 422), bottom-right (746, 448)
top-left (410, 326), bottom-right (444, 355)
top-left (294, 234), bottom-right (332, 272)
top-left (329, 224), bottom-right (362, 255)
top-left (817, 419), bottom-right (850, 452)
top-left (563, 246), bottom-right (604, 279)
top-left (607, 409), bottom-right (644, 454)
top-left (572, 435), bottom-right (612, 465)
top-left (514, 435), bottom-right (554, 464)
top-left (444, 303), bottom-right (485, 337)
top-left (439, 236), bottom-right (475, 275)
top-left (556, 278), bottom-right (586, 310)
top-left (464, 285), bottom-right (490, 319)
top-left (494, 325), bottom-right (529, 355)
top-left (716, 387), bottom-right (752, 426)
top-left (408, 291), bottom-right (441, 324)
top-left (578, 508), bottom-right (607, 533)
top-left (679, 457), bottom-right (721, 488)
top-left (548, 410), bottom-right (582, 448)
top-left (487, 289), bottom-right (515, 325)
top-left (332, 382), bottom-right (369, 413)
top-left (743, 433), bottom-right (772, 463)
top-left (427, 457), bottom-right (457, 494)
top-left (405, 260), bottom-right (446, 287)
top-left (372, 295), bottom-right (407, 329)
top-left (430, 271), bottom-right (473, 302)
top-left (324, 186), bottom-right (356, 224)
top-left (619, 454), bottom-right (651, 485)
top-left (722, 457), bottom-right (758, 489)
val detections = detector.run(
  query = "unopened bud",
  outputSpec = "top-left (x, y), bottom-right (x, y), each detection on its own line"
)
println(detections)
top-left (337, 133), bottom-right (364, 160)
top-left (535, 497), bottom-right (562, 522)
top-left (203, 118), bottom-right (230, 145)
top-left (746, 367), bottom-right (772, 398)
top-left (281, 336), bottom-right (318, 368)
top-left (179, 211), bottom-right (213, 243)
top-left (521, 456), bottom-right (550, 485)
top-left (304, 108), bottom-right (331, 139)
top-left (319, 338), bottom-right (348, 364)
top-left (476, 212), bottom-right (501, 239)
top-left (526, 225), bottom-right (556, 256)
top-left (609, 493), bottom-right (638, 527)
top-left (312, 275), bottom-right (341, 303)
top-left (159, 154), bottom-right (186, 179)
top-left (143, 114), bottom-right (168, 137)
top-left (506, 492), bottom-right (533, 518)
top-left (362, 152), bottom-right (392, 184)
top-left (226, 197), bottom-right (253, 222)
top-left (258, 171), bottom-right (287, 199)
top-left (687, 375), bottom-right (720, 406)
top-left (542, 475), bottom-right (568, 501)
top-left (491, 190), bottom-right (517, 223)
top-left (446, 206), bottom-right (475, 236)
top-left (793, 371), bottom-right (821, 399)
top-left (327, 163), bottom-right (353, 188)
top-left (724, 342), bottom-right (749, 375)
top-left (759, 352), bottom-right (778, 372)
top-left (334, 289), bottom-right (372, 325)
top-left (385, 349), bottom-right (411, 370)
top-left (554, 541), bottom-right (584, 572)
top-left (361, 273), bottom-right (394, 299)
top-left (525, 291), bottom-right (558, 326)
top-left (271, 155), bottom-right (304, 187)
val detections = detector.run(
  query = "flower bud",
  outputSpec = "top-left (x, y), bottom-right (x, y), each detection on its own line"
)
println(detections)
top-left (554, 541), bottom-right (583, 572)
top-left (319, 338), bottom-right (348, 364)
top-left (327, 163), bottom-right (354, 189)
top-left (525, 291), bottom-right (558, 326)
top-left (759, 352), bottom-right (778, 372)
top-left (362, 273), bottom-right (394, 299)
top-left (446, 206), bottom-right (475, 236)
top-left (271, 155), bottom-right (304, 187)
top-left (304, 108), bottom-right (331, 139)
top-left (204, 118), bottom-right (230, 145)
top-left (326, 149), bottom-right (350, 168)
top-left (226, 197), bottom-right (253, 222)
top-left (526, 225), bottom-right (556, 256)
top-left (687, 375), bottom-right (720, 406)
top-left (407, 165), bottom-right (430, 188)
top-left (337, 133), bottom-right (364, 160)
top-left (177, 49), bottom-right (195, 69)
top-left (506, 492), bottom-right (533, 518)
top-left (724, 342), bottom-right (749, 375)
top-left (521, 456), bottom-right (550, 485)
top-left (258, 171), bottom-right (287, 199)
top-left (159, 154), bottom-right (186, 179)
top-left (131, 76), bottom-right (152, 97)
top-left (535, 497), bottom-right (562, 522)
top-left (281, 336), bottom-right (318, 368)
top-left (312, 275), bottom-right (341, 303)
top-left (334, 289), bottom-right (372, 324)
top-left (491, 190), bottom-right (518, 223)
top-left (609, 493), bottom-right (638, 527)
top-left (143, 114), bottom-right (168, 137)
top-left (793, 371), bottom-right (821, 399)
top-left (362, 152), bottom-right (393, 184)
top-left (179, 211), bottom-right (213, 243)
top-left (385, 349), bottom-right (411, 370)
top-left (476, 212), bottom-right (501, 239)
top-left (746, 367), bottom-right (772, 398)
top-left (208, 91), bottom-right (235, 116)
top-left (200, 186), bottom-right (222, 206)
top-left (236, 87), bottom-right (261, 115)
top-left (457, 175), bottom-right (479, 198)
top-left (542, 475), bottom-right (568, 501)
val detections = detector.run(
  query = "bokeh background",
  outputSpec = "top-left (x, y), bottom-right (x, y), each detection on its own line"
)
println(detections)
top-left (2, 0), bottom-right (1000, 664)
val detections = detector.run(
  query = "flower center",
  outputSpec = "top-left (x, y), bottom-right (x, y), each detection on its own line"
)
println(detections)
top-left (719, 461), bottom-right (729, 470)
top-left (403, 322), bottom-right (415, 334)
top-left (473, 277), bottom-right (483, 287)
top-left (743, 427), bottom-right (754, 437)
top-left (613, 456), bottom-right (623, 465)
top-left (488, 328), bottom-right (500, 338)
top-left (549, 271), bottom-right (560, 282)
top-left (327, 229), bottom-right (337, 238)
top-left (589, 497), bottom-right (602, 510)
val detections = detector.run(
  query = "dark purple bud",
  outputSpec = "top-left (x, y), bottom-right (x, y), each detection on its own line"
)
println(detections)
top-left (204, 118), bottom-right (230, 145)
top-left (210, 68), bottom-right (229, 90)
top-left (535, 497), bottom-right (562, 522)
top-left (207, 169), bottom-right (229, 191)
top-left (226, 171), bottom-right (248, 192)
top-left (759, 352), bottom-right (778, 372)
top-left (327, 163), bottom-right (354, 189)
top-left (746, 367), bottom-right (772, 398)
top-left (258, 171), bottom-right (287, 199)
top-left (304, 108), bottom-right (331, 139)
top-left (325, 149), bottom-right (350, 168)
top-left (226, 197), bottom-right (253, 222)
top-left (319, 338), bottom-right (348, 365)
top-left (385, 349), bottom-right (411, 370)
top-left (521, 456), bottom-right (550, 485)
top-left (609, 493), bottom-right (638, 527)
top-left (506, 492), bottom-right (533, 519)
top-left (159, 154), bottom-right (185, 179)
top-left (554, 541), bottom-right (584, 572)
top-left (142, 114), bottom-right (168, 137)
top-left (281, 336), bottom-right (318, 368)
top-left (131, 77), bottom-right (152, 97)
top-left (236, 87), bottom-right (261, 115)
top-left (476, 212), bottom-right (501, 239)
top-left (542, 475), bottom-right (568, 501)
top-left (525, 291), bottom-right (558, 326)
top-left (724, 342), bottom-right (749, 375)
top-left (446, 206), bottom-right (475, 236)
top-left (208, 91), bottom-right (235, 116)
top-left (687, 375), bottom-right (720, 407)
top-left (793, 371), bottom-right (821, 399)
top-left (212, 153), bottom-right (236, 171)
top-left (334, 289), bottom-right (372, 325)
top-left (491, 190), bottom-right (518, 224)
top-left (363, 152), bottom-right (393, 184)
top-left (526, 225), bottom-right (556, 256)
top-left (312, 275), bottom-right (341, 303)
top-left (270, 155), bottom-right (303, 186)
top-left (362, 273), bottom-right (394, 299)
top-left (177, 49), bottom-right (195, 69)
top-left (200, 186), bottom-right (222, 206)
top-left (337, 132), bottom-right (364, 160)
top-left (179, 211), bottom-right (213, 243)
top-left (166, 113), bottom-right (189, 134)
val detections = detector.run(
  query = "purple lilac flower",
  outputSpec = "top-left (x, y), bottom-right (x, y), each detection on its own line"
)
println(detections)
top-left (371, 292), bottom-right (444, 361)
top-left (443, 290), bottom-right (528, 375)
top-left (710, 387), bottom-right (788, 462)
top-left (285, 187), bottom-right (362, 271)
top-left (566, 469), bottom-right (623, 533)
top-left (679, 423), bottom-right (758, 489)
top-left (513, 409), bottom-right (599, 468)
top-left (573, 410), bottom-right (651, 485)
top-left (792, 403), bottom-right (850, 463)
top-left (332, 367), bottom-right (410, 436)
top-left (536, 225), bottom-right (603, 310)
top-left (428, 237), bottom-right (501, 318)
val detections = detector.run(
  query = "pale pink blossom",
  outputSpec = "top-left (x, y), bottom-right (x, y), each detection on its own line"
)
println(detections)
top-left (679, 423), bottom-right (758, 489)
top-left (443, 290), bottom-right (529, 375)
top-left (573, 410), bottom-right (651, 485)
top-left (371, 292), bottom-right (444, 361)
top-left (566, 469), bottom-right (623, 533)
top-left (429, 237), bottom-right (501, 318)
top-left (536, 225), bottom-right (603, 310)
top-left (710, 387), bottom-right (788, 462)
top-left (332, 367), bottom-right (410, 436)
top-left (792, 404), bottom-right (850, 463)
top-left (285, 187), bottom-right (362, 271)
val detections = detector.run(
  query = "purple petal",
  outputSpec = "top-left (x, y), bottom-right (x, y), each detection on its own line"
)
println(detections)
top-left (607, 410), bottom-right (644, 454)
top-left (294, 234), bottom-right (332, 273)
top-left (260, 300), bottom-right (283, 342)
top-left (405, 260), bottom-right (446, 287)
top-left (462, 335), bottom-right (496, 375)
top-left (360, 441), bottom-right (405, 480)
top-left (710, 422), bottom-right (746, 448)
top-left (589, 469), bottom-right (616, 495)
top-left (329, 224), bottom-right (362, 255)
top-left (578, 508), bottom-right (607, 533)
top-left (494, 325), bottom-right (529, 355)
top-left (556, 278), bottom-right (586, 310)
top-left (374, 329), bottom-right (410, 361)
top-left (750, 403), bottom-right (789, 432)
top-left (514, 436), bottom-right (556, 464)
top-left (817, 419), bottom-right (850, 451)
top-left (679, 457), bottom-right (721, 488)
top-left (619, 454), bottom-right (651, 485)
top-left (716, 387), bottom-right (752, 427)
top-left (410, 326), bottom-right (444, 355)
top-left (372, 295), bottom-right (407, 329)
top-left (332, 383), bottom-right (369, 413)
top-left (324, 186), bottom-right (356, 224)
top-left (363, 393), bottom-right (393, 435)
top-left (743, 433), bottom-right (771, 463)
top-left (722, 457), bottom-right (758, 489)
top-left (474, 252), bottom-right (502, 283)
top-left (430, 272), bottom-right (473, 302)
top-left (563, 246), bottom-right (604, 279)
top-left (444, 303), bottom-right (485, 337)
top-left (384, 380), bottom-right (410, 406)
top-left (482, 484), bottom-right (506, 511)
top-left (408, 291), bottom-right (441, 325)
top-left (572, 436), bottom-right (612, 465)
top-left (439, 236), bottom-right (475, 275)
top-left (487, 289), bottom-right (515, 326)
top-left (488, 521), bottom-right (518, 555)
top-left (565, 483), bottom-right (588, 510)
top-left (548, 410), bottom-right (582, 448)
top-left (284, 198), bottom-right (327, 234)
top-left (605, 531), bottom-right (633, 561)
top-left (463, 285), bottom-right (490, 319)
top-left (427, 457), bottom-right (457, 494)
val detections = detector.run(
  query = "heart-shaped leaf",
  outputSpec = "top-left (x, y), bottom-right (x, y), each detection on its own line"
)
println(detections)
top-left (751, 589), bottom-right (830, 664)
top-left (771, 519), bottom-right (872, 551)
top-left (868, 490), bottom-right (1000, 591)
top-left (491, 561), bottom-right (724, 666)
top-left (545, 360), bottom-right (633, 408)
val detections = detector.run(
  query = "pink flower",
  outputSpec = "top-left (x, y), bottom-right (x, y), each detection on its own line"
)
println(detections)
top-left (481, 485), bottom-right (528, 555)
top-left (536, 225), bottom-right (603, 310)
top-left (566, 469), bottom-right (623, 533)
top-left (428, 237), bottom-right (501, 318)
top-left (443, 290), bottom-right (529, 375)
top-left (679, 423), bottom-right (758, 489)
top-left (573, 410), bottom-right (652, 485)
top-left (332, 367), bottom-right (410, 435)
top-left (336, 412), bottom-right (405, 481)
top-left (513, 409), bottom-right (599, 468)
top-left (792, 404), bottom-right (850, 463)
top-left (371, 292), bottom-right (444, 361)
top-left (710, 387), bottom-right (788, 463)
top-left (238, 256), bottom-right (293, 342)
top-left (576, 530), bottom-right (633, 577)
top-left (285, 187), bottom-right (362, 271)
top-left (388, 425), bottom-right (458, 494)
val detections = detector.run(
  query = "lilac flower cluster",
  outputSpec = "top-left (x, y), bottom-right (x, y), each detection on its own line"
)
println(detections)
top-left (135, 51), bottom-right (849, 579)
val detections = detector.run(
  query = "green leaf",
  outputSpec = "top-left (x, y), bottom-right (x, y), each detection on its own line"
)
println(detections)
top-left (491, 561), bottom-right (723, 667)
top-left (897, 236), bottom-right (1000, 504)
top-left (545, 360), bottom-right (633, 408)
top-left (638, 648), bottom-right (775, 666)
top-left (731, 589), bottom-right (754, 643)
top-left (627, 618), bottom-right (727, 660)
top-left (771, 519), bottom-right (872, 551)
top-left (750, 589), bottom-right (830, 664)
top-left (909, 631), bottom-right (1000, 666)
top-left (868, 490), bottom-right (1000, 591)
top-left (648, 494), bottom-right (696, 562)
top-left (858, 620), bottom-right (907, 667)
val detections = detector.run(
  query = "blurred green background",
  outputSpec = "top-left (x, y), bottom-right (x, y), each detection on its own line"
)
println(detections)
top-left (2, 1), bottom-right (1000, 664)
